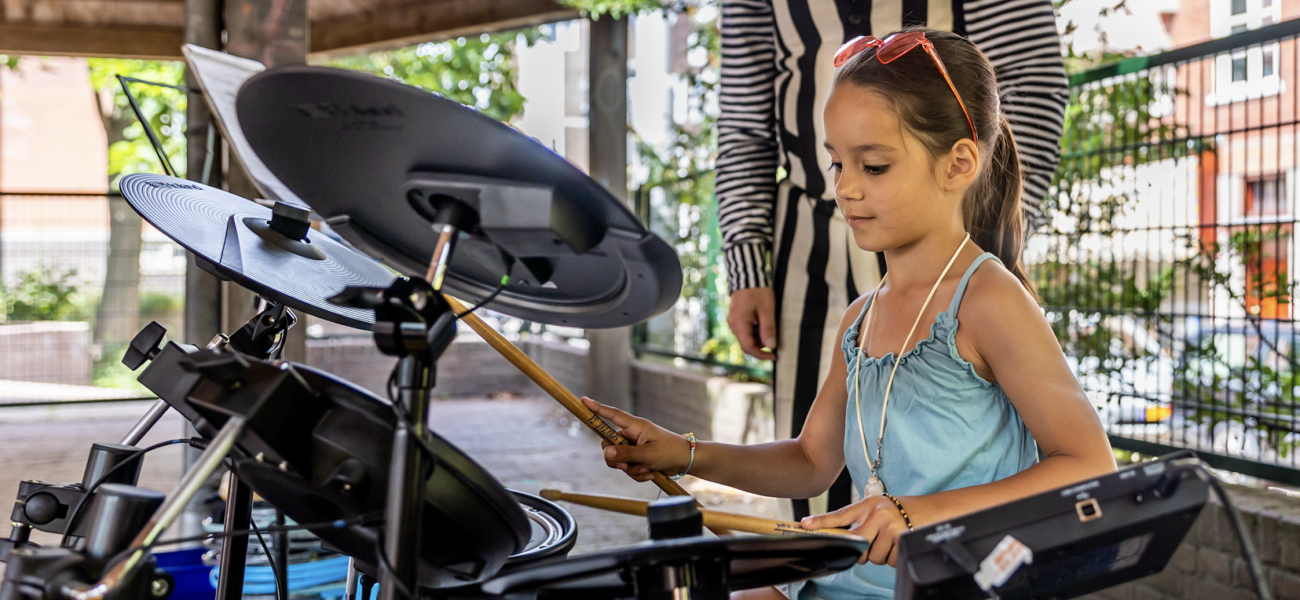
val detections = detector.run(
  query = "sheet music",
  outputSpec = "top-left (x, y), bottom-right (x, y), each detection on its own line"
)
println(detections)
top-left (182, 44), bottom-right (300, 205)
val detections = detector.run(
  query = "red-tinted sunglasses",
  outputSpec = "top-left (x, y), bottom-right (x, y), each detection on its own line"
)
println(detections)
top-left (833, 31), bottom-right (977, 143)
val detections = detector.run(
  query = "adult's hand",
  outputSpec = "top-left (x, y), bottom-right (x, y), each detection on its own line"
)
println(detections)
top-left (727, 287), bottom-right (777, 360)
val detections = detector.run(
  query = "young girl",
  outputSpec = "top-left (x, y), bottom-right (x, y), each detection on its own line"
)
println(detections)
top-left (582, 28), bottom-right (1115, 599)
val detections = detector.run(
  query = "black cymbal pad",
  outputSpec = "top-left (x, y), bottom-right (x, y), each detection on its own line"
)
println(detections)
top-left (119, 173), bottom-right (396, 330)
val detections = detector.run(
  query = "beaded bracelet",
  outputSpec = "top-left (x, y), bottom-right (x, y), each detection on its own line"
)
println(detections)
top-left (881, 492), bottom-right (913, 531)
top-left (672, 432), bottom-right (697, 480)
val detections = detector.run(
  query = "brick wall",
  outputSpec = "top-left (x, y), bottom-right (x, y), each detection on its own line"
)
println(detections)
top-left (0, 321), bottom-right (93, 385)
top-left (305, 336), bottom-right (584, 399)
top-left (1077, 485), bottom-right (1300, 600)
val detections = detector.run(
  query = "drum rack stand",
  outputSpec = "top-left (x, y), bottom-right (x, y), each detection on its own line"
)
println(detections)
top-left (330, 275), bottom-right (459, 600)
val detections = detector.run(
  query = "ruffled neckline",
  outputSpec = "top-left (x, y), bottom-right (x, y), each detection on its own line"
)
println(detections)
top-left (842, 308), bottom-right (957, 368)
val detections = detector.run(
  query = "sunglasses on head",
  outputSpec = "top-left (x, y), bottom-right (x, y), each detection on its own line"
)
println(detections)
top-left (833, 31), bottom-right (977, 143)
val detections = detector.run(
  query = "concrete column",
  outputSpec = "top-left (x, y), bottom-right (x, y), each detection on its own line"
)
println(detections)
top-left (182, 0), bottom-right (223, 348)
top-left (179, 0), bottom-right (224, 536)
top-left (586, 16), bottom-right (633, 411)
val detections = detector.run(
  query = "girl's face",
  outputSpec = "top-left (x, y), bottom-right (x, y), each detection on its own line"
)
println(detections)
top-left (823, 83), bottom-right (970, 252)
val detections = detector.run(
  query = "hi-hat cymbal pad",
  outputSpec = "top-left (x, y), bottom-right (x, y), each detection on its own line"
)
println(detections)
top-left (119, 173), bottom-right (397, 329)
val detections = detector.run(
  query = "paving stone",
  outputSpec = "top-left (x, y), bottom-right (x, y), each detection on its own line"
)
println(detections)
top-left (1185, 579), bottom-right (1252, 600)
top-left (1131, 585), bottom-right (1165, 600)
top-left (1170, 543), bottom-right (1197, 574)
top-left (1199, 547), bottom-right (1233, 585)
top-left (1271, 567), bottom-right (1300, 600)
top-left (1096, 583), bottom-right (1134, 600)
top-left (1136, 568), bottom-right (1184, 597)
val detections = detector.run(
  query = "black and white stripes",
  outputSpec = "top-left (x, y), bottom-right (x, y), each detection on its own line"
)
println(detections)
top-left (717, 0), bottom-right (1068, 292)
top-left (718, 0), bottom-right (782, 289)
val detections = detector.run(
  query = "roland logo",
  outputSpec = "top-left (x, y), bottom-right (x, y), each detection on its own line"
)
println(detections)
top-left (145, 181), bottom-right (201, 190)
top-left (293, 102), bottom-right (404, 120)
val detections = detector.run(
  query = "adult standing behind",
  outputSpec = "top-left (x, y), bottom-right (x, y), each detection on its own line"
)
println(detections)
top-left (717, 0), bottom-right (1068, 519)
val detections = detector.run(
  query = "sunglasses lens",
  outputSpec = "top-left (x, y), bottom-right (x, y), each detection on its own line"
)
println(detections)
top-left (877, 32), bottom-right (924, 63)
top-left (834, 36), bottom-right (880, 68)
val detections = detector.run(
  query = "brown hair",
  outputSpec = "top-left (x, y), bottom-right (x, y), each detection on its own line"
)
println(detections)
top-left (832, 28), bottom-right (1033, 292)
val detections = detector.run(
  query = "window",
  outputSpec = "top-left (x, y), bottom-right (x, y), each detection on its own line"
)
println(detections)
top-left (1209, 0), bottom-right (1285, 105)
top-left (1233, 57), bottom-right (1249, 81)
top-left (1243, 224), bottom-right (1292, 319)
top-left (1215, 0), bottom-right (1282, 37)
top-left (1246, 176), bottom-right (1287, 216)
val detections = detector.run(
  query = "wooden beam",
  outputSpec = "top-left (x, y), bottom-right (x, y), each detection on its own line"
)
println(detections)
top-left (0, 22), bottom-right (183, 59)
top-left (309, 0), bottom-right (575, 57)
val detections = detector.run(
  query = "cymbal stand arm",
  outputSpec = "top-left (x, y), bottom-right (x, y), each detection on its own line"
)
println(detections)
top-left (119, 400), bottom-right (171, 446)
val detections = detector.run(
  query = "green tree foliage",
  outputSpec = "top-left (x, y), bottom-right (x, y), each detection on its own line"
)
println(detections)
top-left (329, 31), bottom-right (542, 123)
top-left (85, 59), bottom-right (186, 348)
top-left (86, 59), bottom-right (188, 183)
top-left (0, 265), bottom-right (91, 323)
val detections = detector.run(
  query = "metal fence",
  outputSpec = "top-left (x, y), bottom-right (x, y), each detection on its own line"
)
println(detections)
top-left (631, 183), bottom-right (772, 381)
top-left (0, 191), bottom-right (184, 405)
top-left (1037, 19), bottom-right (1300, 485)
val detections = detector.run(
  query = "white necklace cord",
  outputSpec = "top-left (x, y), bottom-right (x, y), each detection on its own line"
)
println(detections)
top-left (854, 233), bottom-right (971, 486)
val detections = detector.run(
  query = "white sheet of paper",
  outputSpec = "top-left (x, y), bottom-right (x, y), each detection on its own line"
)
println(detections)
top-left (182, 44), bottom-right (301, 205)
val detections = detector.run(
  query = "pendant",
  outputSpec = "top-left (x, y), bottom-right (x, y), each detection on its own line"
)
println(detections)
top-left (865, 475), bottom-right (885, 496)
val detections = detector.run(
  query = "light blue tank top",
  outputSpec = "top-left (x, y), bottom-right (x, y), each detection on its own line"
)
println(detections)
top-left (790, 253), bottom-right (1039, 600)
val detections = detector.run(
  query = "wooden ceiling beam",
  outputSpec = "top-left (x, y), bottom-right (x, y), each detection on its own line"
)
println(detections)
top-left (0, 21), bottom-right (183, 59)
top-left (309, 0), bottom-right (576, 57)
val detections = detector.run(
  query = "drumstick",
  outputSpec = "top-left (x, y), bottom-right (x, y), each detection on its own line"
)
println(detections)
top-left (540, 490), bottom-right (862, 539)
top-left (442, 294), bottom-right (729, 535)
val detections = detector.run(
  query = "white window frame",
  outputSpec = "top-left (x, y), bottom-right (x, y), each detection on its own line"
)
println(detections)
top-left (1207, 0), bottom-right (1285, 106)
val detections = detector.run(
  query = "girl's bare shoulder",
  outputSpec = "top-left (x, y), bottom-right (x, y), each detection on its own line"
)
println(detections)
top-left (959, 259), bottom-right (1043, 333)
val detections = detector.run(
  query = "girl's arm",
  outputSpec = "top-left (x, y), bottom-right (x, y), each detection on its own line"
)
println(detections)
top-left (802, 264), bottom-right (1114, 566)
top-left (898, 265), bottom-right (1116, 524)
top-left (587, 295), bottom-right (867, 499)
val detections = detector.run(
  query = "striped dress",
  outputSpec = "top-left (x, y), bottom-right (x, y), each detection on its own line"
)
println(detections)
top-left (715, 0), bottom-right (1067, 519)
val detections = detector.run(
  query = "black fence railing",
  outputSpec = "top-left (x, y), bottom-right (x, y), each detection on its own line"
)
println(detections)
top-left (1036, 18), bottom-right (1300, 485)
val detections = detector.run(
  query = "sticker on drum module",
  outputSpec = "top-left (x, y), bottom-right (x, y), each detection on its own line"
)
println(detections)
top-left (974, 535), bottom-right (1033, 591)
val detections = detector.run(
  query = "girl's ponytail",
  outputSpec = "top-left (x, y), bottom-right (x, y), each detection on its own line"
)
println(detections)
top-left (965, 115), bottom-right (1034, 294)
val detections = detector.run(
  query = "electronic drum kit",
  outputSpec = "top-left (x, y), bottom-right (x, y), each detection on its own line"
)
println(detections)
top-left (0, 52), bottom-right (868, 600)
top-left (0, 48), bottom-right (1231, 600)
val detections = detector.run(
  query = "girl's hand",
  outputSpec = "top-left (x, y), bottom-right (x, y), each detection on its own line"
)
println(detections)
top-left (800, 495), bottom-right (908, 566)
top-left (582, 397), bottom-right (692, 482)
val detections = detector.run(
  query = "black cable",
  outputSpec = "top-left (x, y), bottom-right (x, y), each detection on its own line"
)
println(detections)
top-left (117, 514), bottom-right (383, 557)
top-left (60, 438), bottom-right (197, 547)
top-left (1172, 460), bottom-right (1274, 600)
top-left (455, 276), bottom-right (509, 319)
top-left (250, 515), bottom-right (282, 600)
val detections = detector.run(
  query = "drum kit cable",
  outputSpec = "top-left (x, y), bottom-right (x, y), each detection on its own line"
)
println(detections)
top-left (0, 47), bottom-right (870, 600)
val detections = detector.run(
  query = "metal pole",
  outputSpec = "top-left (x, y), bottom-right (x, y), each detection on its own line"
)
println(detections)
top-left (274, 510), bottom-right (288, 600)
top-left (378, 357), bottom-right (431, 600)
top-left (119, 399), bottom-right (171, 446)
top-left (215, 476), bottom-right (254, 600)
